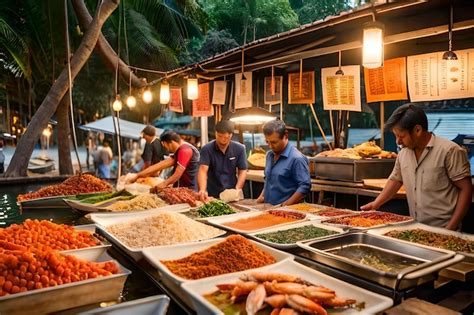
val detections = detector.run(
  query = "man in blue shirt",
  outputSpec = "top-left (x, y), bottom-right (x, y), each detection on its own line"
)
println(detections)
top-left (198, 120), bottom-right (247, 200)
top-left (256, 120), bottom-right (311, 206)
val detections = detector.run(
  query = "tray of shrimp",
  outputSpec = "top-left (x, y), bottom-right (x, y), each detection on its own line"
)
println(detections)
top-left (181, 259), bottom-right (393, 315)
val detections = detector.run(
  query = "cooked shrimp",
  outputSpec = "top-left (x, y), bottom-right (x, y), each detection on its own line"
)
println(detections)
top-left (246, 284), bottom-right (267, 315)
top-left (286, 294), bottom-right (328, 315)
top-left (231, 280), bottom-right (258, 298)
top-left (241, 272), bottom-right (301, 283)
top-left (322, 297), bottom-right (357, 307)
top-left (265, 294), bottom-right (287, 308)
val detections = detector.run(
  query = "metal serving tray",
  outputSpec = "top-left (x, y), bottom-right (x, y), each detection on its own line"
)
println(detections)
top-left (297, 232), bottom-right (463, 290)
top-left (79, 295), bottom-right (170, 315)
top-left (313, 156), bottom-right (395, 182)
top-left (368, 222), bottom-right (474, 263)
top-left (0, 248), bottom-right (130, 315)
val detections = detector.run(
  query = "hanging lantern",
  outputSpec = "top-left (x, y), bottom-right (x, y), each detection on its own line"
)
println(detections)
top-left (187, 76), bottom-right (198, 100)
top-left (160, 79), bottom-right (170, 104)
top-left (362, 21), bottom-right (384, 69)
top-left (112, 95), bottom-right (122, 112)
top-left (143, 88), bottom-right (153, 104)
top-left (126, 95), bottom-right (136, 108)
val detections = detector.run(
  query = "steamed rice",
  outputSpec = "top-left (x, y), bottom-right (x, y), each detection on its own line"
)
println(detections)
top-left (106, 194), bottom-right (167, 211)
top-left (106, 211), bottom-right (223, 248)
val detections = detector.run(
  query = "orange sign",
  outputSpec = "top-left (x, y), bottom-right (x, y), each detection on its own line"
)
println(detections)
top-left (364, 57), bottom-right (408, 103)
top-left (169, 87), bottom-right (183, 113)
top-left (288, 71), bottom-right (315, 104)
top-left (192, 83), bottom-right (212, 117)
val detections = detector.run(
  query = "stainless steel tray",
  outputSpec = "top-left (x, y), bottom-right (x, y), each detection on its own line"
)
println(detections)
top-left (297, 232), bottom-right (463, 290)
top-left (0, 248), bottom-right (130, 315)
top-left (313, 157), bottom-right (395, 182)
top-left (79, 295), bottom-right (170, 315)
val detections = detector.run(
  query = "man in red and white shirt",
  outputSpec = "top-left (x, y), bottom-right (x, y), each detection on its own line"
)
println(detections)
top-left (128, 130), bottom-right (200, 189)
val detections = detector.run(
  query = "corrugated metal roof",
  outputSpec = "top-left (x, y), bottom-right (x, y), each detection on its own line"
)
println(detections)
top-left (427, 112), bottom-right (474, 141)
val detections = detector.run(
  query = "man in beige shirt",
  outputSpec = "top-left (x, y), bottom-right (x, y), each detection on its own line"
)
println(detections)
top-left (361, 104), bottom-right (471, 230)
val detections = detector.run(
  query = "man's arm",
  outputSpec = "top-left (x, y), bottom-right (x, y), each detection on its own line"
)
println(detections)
top-left (197, 164), bottom-right (209, 201)
top-left (445, 177), bottom-right (472, 230)
top-left (129, 158), bottom-right (174, 183)
top-left (282, 192), bottom-right (305, 206)
top-left (158, 164), bottom-right (186, 188)
top-left (360, 179), bottom-right (402, 210)
top-left (235, 169), bottom-right (247, 190)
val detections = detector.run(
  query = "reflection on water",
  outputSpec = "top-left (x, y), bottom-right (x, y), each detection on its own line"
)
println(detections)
top-left (0, 193), bottom-right (89, 226)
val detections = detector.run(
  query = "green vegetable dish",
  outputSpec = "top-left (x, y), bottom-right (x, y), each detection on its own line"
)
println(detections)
top-left (196, 200), bottom-right (236, 217)
top-left (255, 225), bottom-right (338, 244)
top-left (70, 190), bottom-right (134, 204)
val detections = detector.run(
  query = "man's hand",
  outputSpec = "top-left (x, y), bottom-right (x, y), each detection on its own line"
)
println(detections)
top-left (360, 201), bottom-right (378, 211)
top-left (256, 195), bottom-right (264, 203)
top-left (198, 190), bottom-right (209, 202)
top-left (126, 173), bottom-right (138, 184)
top-left (154, 181), bottom-right (168, 191)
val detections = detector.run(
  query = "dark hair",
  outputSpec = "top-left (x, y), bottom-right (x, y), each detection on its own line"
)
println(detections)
top-left (385, 103), bottom-right (428, 132)
top-left (141, 125), bottom-right (156, 136)
top-left (215, 120), bottom-right (235, 134)
top-left (263, 119), bottom-right (286, 138)
top-left (160, 130), bottom-right (181, 143)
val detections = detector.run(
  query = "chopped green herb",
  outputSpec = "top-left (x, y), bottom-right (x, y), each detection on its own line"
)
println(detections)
top-left (255, 225), bottom-right (337, 244)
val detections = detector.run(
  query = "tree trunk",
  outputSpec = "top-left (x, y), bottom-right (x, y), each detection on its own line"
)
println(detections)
top-left (71, 0), bottom-right (145, 89)
top-left (56, 94), bottom-right (73, 174)
top-left (4, 0), bottom-right (120, 177)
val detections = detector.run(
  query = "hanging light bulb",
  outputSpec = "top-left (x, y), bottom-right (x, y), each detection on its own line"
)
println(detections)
top-left (126, 95), bottom-right (136, 108)
top-left (442, 4), bottom-right (458, 61)
top-left (187, 75), bottom-right (198, 100)
top-left (143, 88), bottom-right (153, 104)
top-left (362, 20), bottom-right (384, 69)
top-left (160, 79), bottom-right (170, 104)
top-left (112, 95), bottom-right (122, 112)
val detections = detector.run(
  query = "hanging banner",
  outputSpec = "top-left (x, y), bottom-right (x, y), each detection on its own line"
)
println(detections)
top-left (264, 76), bottom-right (283, 105)
top-left (234, 72), bottom-right (253, 109)
top-left (288, 71), bottom-right (315, 104)
top-left (364, 57), bottom-right (408, 103)
top-left (212, 81), bottom-right (227, 105)
top-left (192, 82), bottom-right (213, 117)
top-left (321, 65), bottom-right (361, 112)
top-left (169, 87), bottom-right (183, 113)
top-left (407, 49), bottom-right (474, 102)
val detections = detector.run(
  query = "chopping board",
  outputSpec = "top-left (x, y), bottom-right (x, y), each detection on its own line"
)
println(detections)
top-left (363, 179), bottom-right (406, 194)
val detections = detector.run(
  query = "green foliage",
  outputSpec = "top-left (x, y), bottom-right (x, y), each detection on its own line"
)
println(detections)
top-left (179, 29), bottom-right (239, 65)
top-left (290, 0), bottom-right (354, 25)
top-left (201, 0), bottom-right (298, 44)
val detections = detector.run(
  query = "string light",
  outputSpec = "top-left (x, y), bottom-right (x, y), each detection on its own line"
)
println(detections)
top-left (160, 78), bottom-right (170, 104)
top-left (143, 88), bottom-right (153, 103)
top-left (112, 95), bottom-right (122, 111)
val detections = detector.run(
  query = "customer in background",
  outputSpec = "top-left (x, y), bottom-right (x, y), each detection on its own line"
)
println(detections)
top-left (256, 120), bottom-right (311, 206)
top-left (97, 141), bottom-right (113, 178)
top-left (197, 120), bottom-right (247, 201)
top-left (361, 104), bottom-right (472, 231)
top-left (141, 125), bottom-right (165, 170)
top-left (127, 130), bottom-right (200, 189)
top-left (0, 139), bottom-right (5, 174)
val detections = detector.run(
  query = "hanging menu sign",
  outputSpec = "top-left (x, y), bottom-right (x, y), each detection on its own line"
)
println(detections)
top-left (234, 72), bottom-right (253, 109)
top-left (192, 83), bottom-right (212, 117)
top-left (169, 87), bottom-right (183, 113)
top-left (288, 71), bottom-right (315, 104)
top-left (212, 81), bottom-right (227, 105)
top-left (364, 57), bottom-right (408, 103)
top-left (407, 49), bottom-right (474, 101)
top-left (264, 76), bottom-right (283, 105)
top-left (321, 65), bottom-right (361, 111)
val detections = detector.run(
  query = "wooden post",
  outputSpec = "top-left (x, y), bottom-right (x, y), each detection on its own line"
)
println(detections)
top-left (380, 101), bottom-right (385, 149)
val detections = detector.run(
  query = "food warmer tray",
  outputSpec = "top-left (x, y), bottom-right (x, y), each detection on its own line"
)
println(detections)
top-left (142, 237), bottom-right (293, 307)
top-left (181, 259), bottom-right (394, 315)
top-left (79, 294), bottom-right (170, 315)
top-left (0, 247), bottom-right (130, 315)
top-left (313, 156), bottom-right (395, 182)
top-left (297, 232), bottom-right (464, 290)
top-left (368, 222), bottom-right (474, 263)
top-left (18, 192), bottom-right (109, 210)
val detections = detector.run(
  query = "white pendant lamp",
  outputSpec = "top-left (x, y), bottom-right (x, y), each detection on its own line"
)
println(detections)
top-left (160, 79), bottom-right (170, 104)
top-left (187, 76), bottom-right (198, 100)
top-left (126, 95), bottom-right (136, 108)
top-left (362, 21), bottom-right (384, 69)
top-left (112, 95), bottom-right (122, 112)
top-left (143, 88), bottom-right (153, 104)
